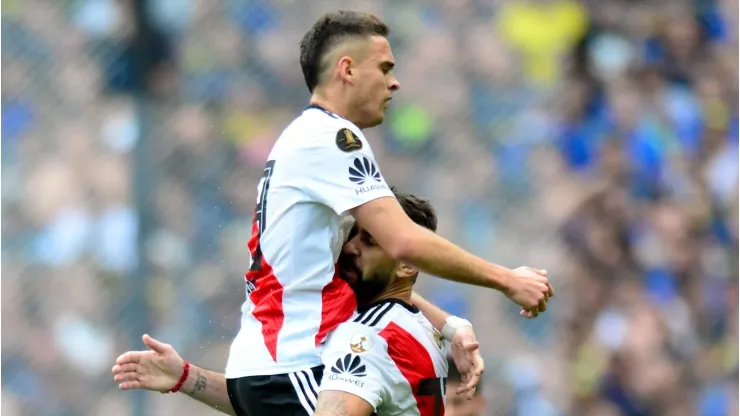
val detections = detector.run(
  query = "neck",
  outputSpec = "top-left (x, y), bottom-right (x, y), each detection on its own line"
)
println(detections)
top-left (368, 281), bottom-right (413, 305)
top-left (310, 89), bottom-right (356, 126)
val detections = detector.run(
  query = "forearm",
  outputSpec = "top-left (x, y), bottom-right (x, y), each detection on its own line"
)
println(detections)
top-left (180, 365), bottom-right (236, 416)
top-left (315, 390), bottom-right (374, 416)
top-left (402, 227), bottom-right (513, 292)
top-left (410, 292), bottom-right (450, 331)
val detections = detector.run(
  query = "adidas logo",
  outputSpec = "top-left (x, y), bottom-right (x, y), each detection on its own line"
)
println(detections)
top-left (348, 157), bottom-right (382, 185)
top-left (331, 354), bottom-right (367, 377)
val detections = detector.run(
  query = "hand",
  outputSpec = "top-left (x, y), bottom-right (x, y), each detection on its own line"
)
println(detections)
top-left (505, 267), bottom-right (554, 318)
top-left (112, 334), bottom-right (184, 392)
top-left (450, 326), bottom-right (485, 399)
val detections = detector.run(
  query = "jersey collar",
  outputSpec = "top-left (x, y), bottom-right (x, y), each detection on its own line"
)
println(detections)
top-left (305, 104), bottom-right (339, 119)
top-left (357, 298), bottom-right (419, 314)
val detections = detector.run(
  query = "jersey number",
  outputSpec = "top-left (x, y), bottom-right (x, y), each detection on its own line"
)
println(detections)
top-left (418, 377), bottom-right (446, 416)
top-left (250, 160), bottom-right (275, 272)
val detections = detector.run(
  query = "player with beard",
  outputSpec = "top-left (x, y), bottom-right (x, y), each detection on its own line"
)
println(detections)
top-left (113, 191), bottom-right (471, 416)
top-left (315, 190), bottom-right (451, 415)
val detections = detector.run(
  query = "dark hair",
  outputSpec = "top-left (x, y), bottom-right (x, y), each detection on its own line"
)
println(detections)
top-left (299, 11), bottom-right (390, 93)
top-left (447, 356), bottom-right (483, 395)
top-left (392, 187), bottom-right (437, 232)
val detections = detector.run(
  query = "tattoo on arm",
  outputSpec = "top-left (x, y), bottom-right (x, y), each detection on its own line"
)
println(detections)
top-left (188, 371), bottom-right (208, 395)
top-left (315, 395), bottom-right (350, 416)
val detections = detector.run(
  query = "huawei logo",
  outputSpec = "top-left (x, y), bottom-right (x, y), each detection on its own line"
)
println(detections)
top-left (330, 354), bottom-right (367, 378)
top-left (348, 157), bottom-right (382, 185)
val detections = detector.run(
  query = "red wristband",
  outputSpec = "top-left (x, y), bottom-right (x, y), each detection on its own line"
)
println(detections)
top-left (163, 360), bottom-right (190, 394)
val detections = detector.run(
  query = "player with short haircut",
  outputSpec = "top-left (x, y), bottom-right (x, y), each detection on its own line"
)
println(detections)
top-left (113, 191), bottom-right (457, 416)
top-left (114, 10), bottom-right (553, 416)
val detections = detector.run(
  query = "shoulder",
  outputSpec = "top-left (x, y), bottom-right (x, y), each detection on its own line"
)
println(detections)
top-left (327, 300), bottom-right (427, 351)
top-left (284, 108), bottom-right (368, 153)
top-left (325, 320), bottom-right (387, 355)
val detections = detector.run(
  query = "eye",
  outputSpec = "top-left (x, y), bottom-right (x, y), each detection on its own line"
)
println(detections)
top-left (360, 232), bottom-right (377, 247)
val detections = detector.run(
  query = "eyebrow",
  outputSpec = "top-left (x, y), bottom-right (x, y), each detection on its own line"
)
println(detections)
top-left (360, 229), bottom-right (376, 241)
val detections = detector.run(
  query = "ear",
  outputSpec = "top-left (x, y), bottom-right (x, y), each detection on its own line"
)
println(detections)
top-left (396, 263), bottom-right (417, 280)
top-left (337, 56), bottom-right (355, 83)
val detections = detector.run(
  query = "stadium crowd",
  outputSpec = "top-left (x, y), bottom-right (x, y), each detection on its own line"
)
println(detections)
top-left (2, 0), bottom-right (737, 415)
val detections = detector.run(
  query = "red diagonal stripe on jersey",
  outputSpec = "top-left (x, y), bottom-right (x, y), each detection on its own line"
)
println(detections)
top-left (246, 220), bottom-right (284, 362)
top-left (379, 321), bottom-right (443, 416)
top-left (315, 266), bottom-right (356, 346)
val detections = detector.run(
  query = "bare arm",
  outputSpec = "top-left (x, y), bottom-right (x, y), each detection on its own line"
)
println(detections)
top-left (410, 291), bottom-right (449, 331)
top-left (180, 365), bottom-right (236, 416)
top-left (352, 197), bottom-right (552, 315)
top-left (315, 391), bottom-right (375, 416)
top-left (351, 197), bottom-right (512, 291)
top-left (411, 292), bottom-right (484, 398)
top-left (113, 335), bottom-right (236, 416)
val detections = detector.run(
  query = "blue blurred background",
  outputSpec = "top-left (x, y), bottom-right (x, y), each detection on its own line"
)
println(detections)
top-left (2, 0), bottom-right (738, 415)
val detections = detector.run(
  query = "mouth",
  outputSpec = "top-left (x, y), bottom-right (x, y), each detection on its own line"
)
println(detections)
top-left (338, 256), bottom-right (362, 286)
top-left (341, 268), bottom-right (358, 286)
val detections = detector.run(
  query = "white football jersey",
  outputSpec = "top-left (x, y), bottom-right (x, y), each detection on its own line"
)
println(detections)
top-left (319, 299), bottom-right (449, 416)
top-left (225, 105), bottom-right (395, 378)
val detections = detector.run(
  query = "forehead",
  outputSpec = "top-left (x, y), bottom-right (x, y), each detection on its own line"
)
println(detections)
top-left (365, 35), bottom-right (394, 63)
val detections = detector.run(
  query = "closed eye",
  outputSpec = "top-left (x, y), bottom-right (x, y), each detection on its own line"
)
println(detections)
top-left (360, 230), bottom-right (377, 247)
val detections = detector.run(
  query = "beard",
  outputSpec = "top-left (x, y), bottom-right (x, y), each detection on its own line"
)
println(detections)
top-left (337, 253), bottom-right (391, 307)
top-left (352, 274), bottom-right (389, 307)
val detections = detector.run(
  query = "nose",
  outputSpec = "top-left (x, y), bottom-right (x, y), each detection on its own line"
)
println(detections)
top-left (389, 76), bottom-right (400, 91)
top-left (342, 236), bottom-right (361, 256)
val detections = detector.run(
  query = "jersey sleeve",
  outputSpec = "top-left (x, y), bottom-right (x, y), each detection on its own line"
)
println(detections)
top-left (300, 125), bottom-right (394, 215)
top-left (318, 322), bottom-right (392, 412)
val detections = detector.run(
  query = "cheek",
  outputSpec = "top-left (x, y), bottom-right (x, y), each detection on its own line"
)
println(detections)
top-left (361, 252), bottom-right (394, 276)
top-left (365, 73), bottom-right (384, 92)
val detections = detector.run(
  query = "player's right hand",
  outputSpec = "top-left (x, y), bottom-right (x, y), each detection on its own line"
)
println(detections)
top-left (450, 326), bottom-right (485, 400)
top-left (112, 334), bottom-right (184, 392)
top-left (505, 267), bottom-right (553, 318)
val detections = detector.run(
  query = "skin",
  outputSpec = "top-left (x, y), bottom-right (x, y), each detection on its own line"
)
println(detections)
top-left (311, 35), bottom-right (400, 129)
top-left (113, 334), bottom-right (237, 416)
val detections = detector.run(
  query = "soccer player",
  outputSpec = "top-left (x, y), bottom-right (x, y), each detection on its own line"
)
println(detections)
top-left (314, 191), bottom-right (449, 416)
top-left (113, 191), bottom-right (461, 416)
top-left (193, 9), bottom-right (551, 416)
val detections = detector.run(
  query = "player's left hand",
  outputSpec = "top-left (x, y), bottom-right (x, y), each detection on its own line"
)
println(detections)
top-left (450, 325), bottom-right (485, 399)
